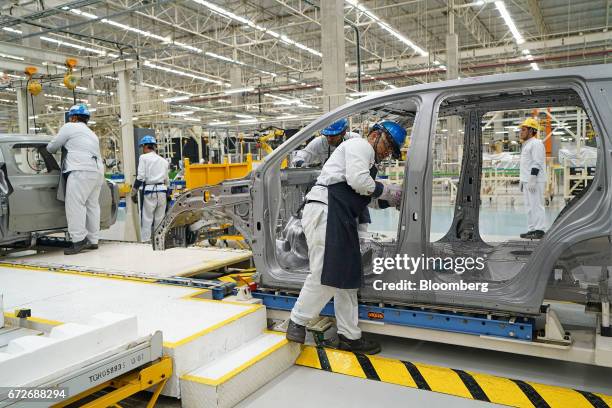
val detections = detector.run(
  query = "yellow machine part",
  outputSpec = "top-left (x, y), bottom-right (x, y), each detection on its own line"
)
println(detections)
top-left (184, 153), bottom-right (257, 190)
top-left (63, 73), bottom-right (79, 90)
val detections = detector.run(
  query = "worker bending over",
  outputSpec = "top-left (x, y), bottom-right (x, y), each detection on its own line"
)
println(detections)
top-left (47, 104), bottom-right (104, 255)
top-left (132, 136), bottom-right (169, 242)
top-left (519, 118), bottom-right (547, 240)
top-left (292, 118), bottom-right (359, 167)
top-left (286, 120), bottom-right (407, 354)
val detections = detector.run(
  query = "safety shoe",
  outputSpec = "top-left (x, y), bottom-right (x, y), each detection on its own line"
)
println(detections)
top-left (522, 230), bottom-right (545, 240)
top-left (337, 334), bottom-right (381, 355)
top-left (64, 239), bottom-right (88, 255)
top-left (286, 319), bottom-right (306, 343)
top-left (519, 231), bottom-right (533, 239)
top-left (86, 241), bottom-right (99, 250)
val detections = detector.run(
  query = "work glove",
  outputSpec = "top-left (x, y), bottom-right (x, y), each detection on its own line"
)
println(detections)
top-left (528, 175), bottom-right (537, 193)
top-left (294, 160), bottom-right (305, 168)
top-left (378, 183), bottom-right (403, 208)
top-left (130, 188), bottom-right (138, 204)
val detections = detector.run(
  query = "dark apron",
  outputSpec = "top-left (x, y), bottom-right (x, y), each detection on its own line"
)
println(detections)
top-left (320, 166), bottom-right (377, 289)
top-left (57, 147), bottom-right (68, 202)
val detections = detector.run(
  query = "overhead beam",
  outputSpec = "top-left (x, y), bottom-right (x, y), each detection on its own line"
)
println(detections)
top-left (526, 0), bottom-right (549, 37)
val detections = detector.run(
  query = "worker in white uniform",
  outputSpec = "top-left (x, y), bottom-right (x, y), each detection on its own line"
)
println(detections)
top-left (519, 117), bottom-right (547, 239)
top-left (47, 104), bottom-right (104, 255)
top-left (286, 120), bottom-right (407, 354)
top-left (131, 136), bottom-right (169, 242)
top-left (292, 118), bottom-right (359, 167)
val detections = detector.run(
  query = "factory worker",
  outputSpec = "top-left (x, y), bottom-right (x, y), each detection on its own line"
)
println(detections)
top-left (292, 118), bottom-right (360, 167)
top-left (131, 136), bottom-right (170, 242)
top-left (518, 117), bottom-right (547, 239)
top-left (47, 104), bottom-right (104, 255)
top-left (286, 120), bottom-right (406, 354)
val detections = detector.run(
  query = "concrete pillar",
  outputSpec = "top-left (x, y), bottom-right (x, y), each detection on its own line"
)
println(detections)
top-left (321, 0), bottom-right (346, 111)
top-left (16, 87), bottom-right (28, 134)
top-left (117, 70), bottom-right (139, 242)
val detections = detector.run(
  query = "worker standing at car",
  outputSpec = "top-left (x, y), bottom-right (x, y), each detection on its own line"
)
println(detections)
top-left (292, 118), bottom-right (360, 167)
top-left (131, 136), bottom-right (169, 242)
top-left (47, 104), bottom-right (104, 255)
top-left (519, 117), bottom-right (547, 240)
top-left (286, 120), bottom-right (406, 354)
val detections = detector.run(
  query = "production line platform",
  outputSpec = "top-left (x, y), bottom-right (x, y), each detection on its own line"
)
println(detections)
top-left (1, 241), bottom-right (612, 407)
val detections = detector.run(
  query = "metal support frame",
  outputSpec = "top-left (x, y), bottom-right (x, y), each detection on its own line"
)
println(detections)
top-left (252, 290), bottom-right (535, 341)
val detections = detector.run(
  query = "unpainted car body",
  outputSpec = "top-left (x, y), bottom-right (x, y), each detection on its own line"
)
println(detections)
top-left (0, 135), bottom-right (119, 248)
top-left (155, 65), bottom-right (612, 316)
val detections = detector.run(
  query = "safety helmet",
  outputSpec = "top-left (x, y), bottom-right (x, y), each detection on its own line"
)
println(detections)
top-left (67, 104), bottom-right (90, 119)
top-left (320, 118), bottom-right (348, 136)
top-left (139, 135), bottom-right (157, 146)
top-left (372, 120), bottom-right (407, 159)
top-left (520, 117), bottom-right (540, 131)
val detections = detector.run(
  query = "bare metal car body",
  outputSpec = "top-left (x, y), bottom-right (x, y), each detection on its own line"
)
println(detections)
top-left (155, 65), bottom-right (612, 316)
top-left (0, 135), bottom-right (119, 248)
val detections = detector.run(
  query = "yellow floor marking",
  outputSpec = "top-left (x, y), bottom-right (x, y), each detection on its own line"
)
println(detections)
top-left (368, 355), bottom-right (417, 388)
top-left (326, 349), bottom-right (366, 378)
top-left (295, 346), bottom-right (322, 370)
top-left (529, 382), bottom-right (594, 408)
top-left (414, 363), bottom-right (473, 399)
top-left (469, 372), bottom-right (533, 407)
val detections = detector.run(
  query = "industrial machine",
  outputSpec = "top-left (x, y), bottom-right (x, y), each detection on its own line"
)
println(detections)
top-left (153, 66), bottom-right (612, 366)
top-left (0, 135), bottom-right (119, 250)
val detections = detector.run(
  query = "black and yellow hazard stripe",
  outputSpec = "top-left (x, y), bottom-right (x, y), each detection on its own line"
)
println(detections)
top-left (296, 346), bottom-right (612, 408)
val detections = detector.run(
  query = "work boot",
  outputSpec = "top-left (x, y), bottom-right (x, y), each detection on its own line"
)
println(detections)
top-left (337, 334), bottom-right (381, 355)
top-left (520, 231), bottom-right (534, 239)
top-left (523, 230), bottom-right (545, 240)
top-left (86, 241), bottom-right (99, 250)
top-left (64, 239), bottom-right (88, 255)
top-left (286, 319), bottom-right (306, 343)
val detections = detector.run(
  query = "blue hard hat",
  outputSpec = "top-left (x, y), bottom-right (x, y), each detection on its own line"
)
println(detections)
top-left (320, 118), bottom-right (348, 136)
top-left (139, 135), bottom-right (157, 146)
top-left (67, 104), bottom-right (90, 118)
top-left (372, 120), bottom-right (407, 158)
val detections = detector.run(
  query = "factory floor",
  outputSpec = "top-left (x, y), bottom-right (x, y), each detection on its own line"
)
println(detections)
top-left (100, 195), bottom-right (611, 407)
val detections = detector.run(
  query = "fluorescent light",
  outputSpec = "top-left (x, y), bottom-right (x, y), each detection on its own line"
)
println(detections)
top-left (346, 0), bottom-right (427, 56)
top-left (216, 99), bottom-right (232, 104)
top-left (277, 115), bottom-right (297, 119)
top-left (2, 27), bottom-right (22, 34)
top-left (163, 95), bottom-right (190, 103)
top-left (349, 91), bottom-right (379, 97)
top-left (495, 1), bottom-right (525, 44)
top-left (224, 87), bottom-right (254, 94)
top-left (184, 117), bottom-right (201, 122)
top-left (208, 121), bottom-right (229, 126)
top-left (530, 62), bottom-right (540, 71)
top-left (41, 35), bottom-right (107, 55)
top-left (190, 0), bottom-right (321, 57)
top-left (235, 114), bottom-right (254, 118)
top-left (170, 111), bottom-right (194, 116)
top-left (0, 53), bottom-right (24, 61)
top-left (144, 61), bottom-right (225, 85)
top-left (239, 119), bottom-right (258, 123)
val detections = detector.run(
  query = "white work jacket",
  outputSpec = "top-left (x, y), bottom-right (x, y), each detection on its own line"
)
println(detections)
top-left (137, 151), bottom-right (169, 191)
top-left (47, 122), bottom-right (103, 173)
top-left (306, 137), bottom-right (376, 205)
top-left (520, 137), bottom-right (546, 183)
top-left (292, 131), bottom-right (360, 166)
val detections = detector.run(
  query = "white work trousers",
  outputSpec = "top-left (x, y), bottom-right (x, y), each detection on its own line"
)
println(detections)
top-left (522, 181), bottom-right (546, 232)
top-left (140, 192), bottom-right (167, 242)
top-left (65, 170), bottom-right (103, 243)
top-left (290, 202), bottom-right (361, 340)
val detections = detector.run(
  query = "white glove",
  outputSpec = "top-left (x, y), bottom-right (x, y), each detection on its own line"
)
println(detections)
top-left (379, 183), bottom-right (403, 207)
top-left (528, 174), bottom-right (537, 193)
